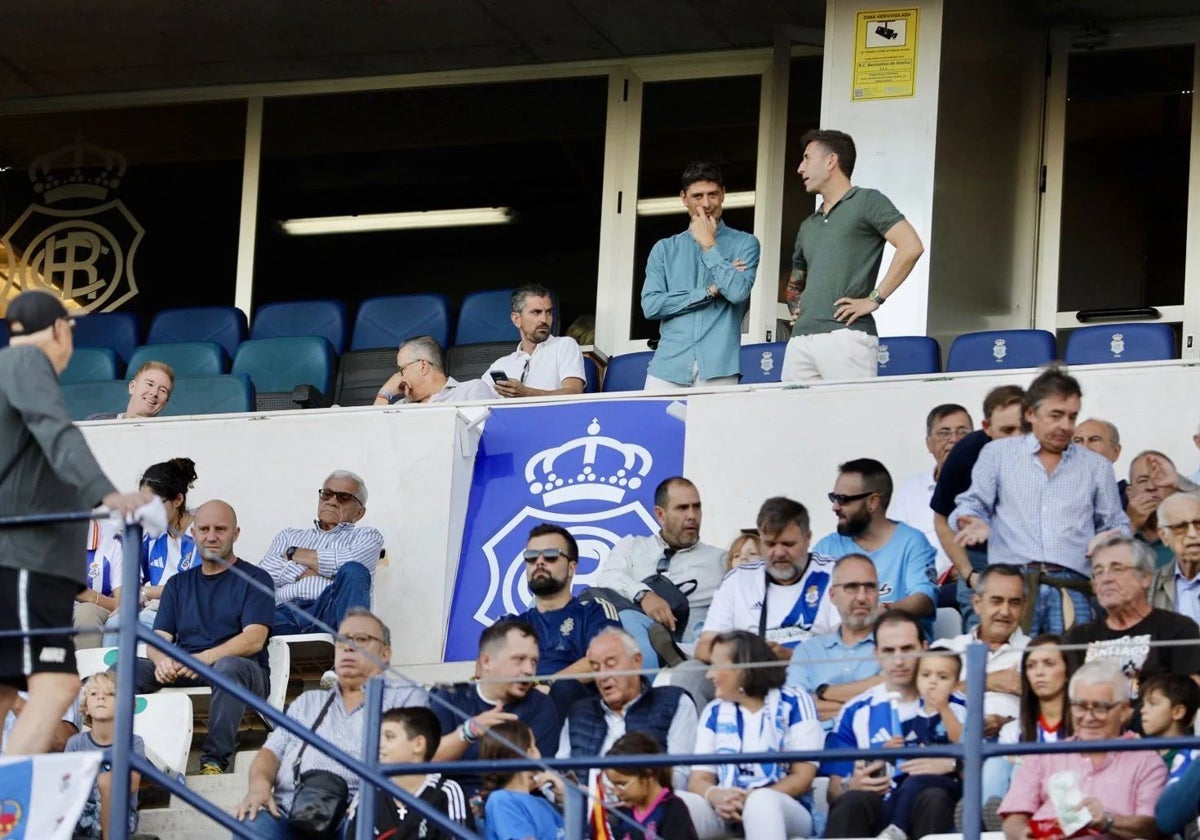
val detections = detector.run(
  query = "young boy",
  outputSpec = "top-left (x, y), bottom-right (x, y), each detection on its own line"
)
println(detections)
top-left (1140, 672), bottom-right (1200, 785)
top-left (343, 706), bottom-right (474, 839)
top-left (63, 671), bottom-right (145, 838)
top-left (878, 646), bottom-right (967, 840)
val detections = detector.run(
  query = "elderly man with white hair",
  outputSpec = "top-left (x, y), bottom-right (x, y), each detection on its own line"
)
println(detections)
top-left (998, 660), bottom-right (1166, 840)
top-left (259, 470), bottom-right (384, 635)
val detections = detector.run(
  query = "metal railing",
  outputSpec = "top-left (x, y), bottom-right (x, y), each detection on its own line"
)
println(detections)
top-left (5, 507), bottom-right (1199, 840)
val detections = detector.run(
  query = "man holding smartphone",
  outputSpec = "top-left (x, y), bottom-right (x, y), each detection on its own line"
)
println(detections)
top-left (486, 284), bottom-right (586, 398)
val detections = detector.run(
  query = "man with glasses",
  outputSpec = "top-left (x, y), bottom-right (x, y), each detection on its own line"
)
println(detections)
top-left (786, 554), bottom-right (883, 726)
top-left (0, 289), bottom-right (151, 756)
top-left (485, 284), bottom-right (586, 397)
top-left (508, 523), bottom-right (620, 717)
top-left (373, 335), bottom-right (497, 405)
top-left (1064, 535), bottom-right (1200, 708)
top-left (889, 404), bottom-right (973, 591)
top-left (233, 607), bottom-right (428, 836)
top-left (1150, 492), bottom-right (1200, 617)
top-left (816, 458), bottom-right (938, 637)
top-left (999, 660), bottom-right (1166, 840)
top-left (260, 470), bottom-right (383, 636)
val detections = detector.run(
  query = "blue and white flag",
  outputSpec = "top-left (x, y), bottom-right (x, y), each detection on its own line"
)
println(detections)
top-left (0, 752), bottom-right (102, 839)
top-left (444, 399), bottom-right (686, 660)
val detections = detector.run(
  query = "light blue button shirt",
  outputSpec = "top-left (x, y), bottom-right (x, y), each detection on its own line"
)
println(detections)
top-left (641, 220), bottom-right (760, 385)
top-left (787, 630), bottom-right (879, 696)
top-left (1176, 567), bottom-right (1200, 627)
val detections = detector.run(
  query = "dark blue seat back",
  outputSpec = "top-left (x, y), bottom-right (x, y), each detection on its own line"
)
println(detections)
top-left (0, 319), bottom-right (7, 347)
top-left (160, 374), bottom-right (255, 416)
top-left (72, 312), bottom-right (140, 363)
top-left (352, 294), bottom-right (451, 350)
top-left (945, 330), bottom-right (1057, 372)
top-left (148, 306), bottom-right (247, 359)
top-left (739, 342), bottom-right (787, 384)
top-left (877, 336), bottom-right (942, 376)
top-left (232, 337), bottom-right (335, 395)
top-left (1064, 323), bottom-right (1176, 365)
top-left (251, 300), bottom-right (348, 354)
top-left (62, 380), bottom-right (131, 421)
top-left (455, 290), bottom-right (516, 345)
top-left (61, 347), bottom-right (120, 383)
top-left (583, 357), bottom-right (599, 393)
top-left (602, 351), bottom-right (654, 392)
top-left (126, 342), bottom-right (227, 378)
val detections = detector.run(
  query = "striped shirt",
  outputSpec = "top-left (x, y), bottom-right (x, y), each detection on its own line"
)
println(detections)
top-left (259, 521), bottom-right (384, 604)
top-left (951, 434), bottom-right (1131, 576)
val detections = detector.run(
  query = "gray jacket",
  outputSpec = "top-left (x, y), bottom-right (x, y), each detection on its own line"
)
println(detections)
top-left (1149, 560), bottom-right (1177, 612)
top-left (0, 345), bottom-right (116, 584)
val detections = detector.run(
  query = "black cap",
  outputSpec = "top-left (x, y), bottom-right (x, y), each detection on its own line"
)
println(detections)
top-left (6, 290), bottom-right (71, 336)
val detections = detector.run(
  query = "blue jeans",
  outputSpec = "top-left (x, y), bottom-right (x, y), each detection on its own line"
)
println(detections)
top-left (956, 548), bottom-right (989, 633)
top-left (981, 756), bottom-right (1013, 804)
top-left (618, 609), bottom-right (666, 669)
top-left (102, 606), bottom-right (159, 647)
top-left (133, 654), bottom-right (268, 770)
top-left (273, 562), bottom-right (372, 635)
top-left (233, 808), bottom-right (294, 839)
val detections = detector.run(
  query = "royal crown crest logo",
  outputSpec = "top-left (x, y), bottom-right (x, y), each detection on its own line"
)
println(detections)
top-left (877, 343), bottom-right (890, 367)
top-left (992, 339), bottom-right (1007, 362)
top-left (759, 351), bottom-right (775, 374)
top-left (1110, 333), bottom-right (1125, 357)
top-left (1, 139), bottom-right (143, 312)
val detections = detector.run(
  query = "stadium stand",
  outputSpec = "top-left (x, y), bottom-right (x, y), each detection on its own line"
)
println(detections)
top-left (59, 346), bottom-right (120, 383)
top-left (582, 356), bottom-right (599, 393)
top-left (454, 289), bottom-right (519, 345)
top-left (71, 311), bottom-right (140, 364)
top-left (446, 341), bottom-right (512, 381)
top-left (945, 329), bottom-right (1057, 371)
top-left (0, 318), bottom-right (7, 347)
top-left (601, 350), bottom-right (653, 391)
top-left (877, 335), bottom-right (942, 376)
top-left (251, 299), bottom-right (349, 355)
top-left (158, 374), bottom-right (255, 416)
top-left (1064, 322), bottom-right (1176, 365)
top-left (739, 341), bottom-right (787, 384)
top-left (351, 293), bottom-right (452, 351)
top-left (61, 379), bottom-right (132, 421)
top-left (126, 341), bottom-right (228, 378)
top-left (147, 306), bottom-right (248, 359)
top-left (231, 336), bottom-right (335, 410)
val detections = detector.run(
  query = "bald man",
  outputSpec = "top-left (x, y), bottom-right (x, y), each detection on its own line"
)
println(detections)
top-left (128, 500), bottom-right (275, 774)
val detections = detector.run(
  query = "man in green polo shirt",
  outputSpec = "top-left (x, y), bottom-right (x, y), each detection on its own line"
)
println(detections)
top-left (782, 130), bottom-right (925, 382)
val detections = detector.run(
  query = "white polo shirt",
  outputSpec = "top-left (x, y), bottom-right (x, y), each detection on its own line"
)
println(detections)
top-left (936, 627), bottom-right (1030, 720)
top-left (487, 334), bottom-right (586, 390)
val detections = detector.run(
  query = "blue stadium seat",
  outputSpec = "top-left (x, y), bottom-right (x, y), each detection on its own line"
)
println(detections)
top-left (147, 306), bottom-right (247, 359)
top-left (0, 319), bottom-right (7, 347)
top-left (455, 290), bottom-right (516, 345)
top-left (126, 342), bottom-right (227, 378)
top-left (602, 351), bottom-right (654, 392)
top-left (251, 300), bottom-right (348, 355)
top-left (62, 380), bottom-right (131, 421)
top-left (232, 337), bottom-right (335, 396)
top-left (1064, 323), bottom-right (1176, 365)
top-left (60, 347), bottom-right (120, 383)
top-left (72, 311), bottom-right (140, 364)
top-left (583, 357), bottom-right (599, 393)
top-left (160, 374), bottom-right (255, 417)
top-left (739, 342), bottom-right (787, 384)
top-left (945, 330), bottom-right (1056, 372)
top-left (877, 336), bottom-right (942, 376)
top-left (352, 294), bottom-right (451, 351)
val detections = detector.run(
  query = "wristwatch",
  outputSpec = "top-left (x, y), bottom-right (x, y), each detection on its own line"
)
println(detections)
top-left (1100, 812), bottom-right (1115, 833)
top-left (815, 684), bottom-right (830, 701)
top-left (868, 289), bottom-right (887, 305)
top-left (633, 590), bottom-right (649, 605)
top-left (286, 546), bottom-right (298, 562)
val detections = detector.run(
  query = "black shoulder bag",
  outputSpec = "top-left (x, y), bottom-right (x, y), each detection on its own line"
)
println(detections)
top-left (287, 691), bottom-right (350, 840)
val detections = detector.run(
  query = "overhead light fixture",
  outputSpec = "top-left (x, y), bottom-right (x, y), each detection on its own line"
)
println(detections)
top-left (635, 191), bottom-right (756, 217)
top-left (278, 206), bottom-right (513, 236)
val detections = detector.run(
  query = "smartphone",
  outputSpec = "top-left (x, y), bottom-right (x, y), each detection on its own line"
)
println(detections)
top-left (489, 371), bottom-right (508, 383)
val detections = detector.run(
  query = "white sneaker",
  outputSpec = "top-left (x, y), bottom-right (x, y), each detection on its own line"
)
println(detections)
top-left (319, 669), bottom-right (337, 689)
top-left (877, 824), bottom-right (907, 840)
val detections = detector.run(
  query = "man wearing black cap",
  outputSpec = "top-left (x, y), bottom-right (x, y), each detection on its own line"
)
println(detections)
top-left (0, 290), bottom-right (149, 755)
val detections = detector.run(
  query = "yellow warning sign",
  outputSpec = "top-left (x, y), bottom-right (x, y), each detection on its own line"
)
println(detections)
top-left (852, 8), bottom-right (919, 101)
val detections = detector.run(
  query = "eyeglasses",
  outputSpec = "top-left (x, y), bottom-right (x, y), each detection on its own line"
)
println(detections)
top-left (828, 491), bottom-right (874, 505)
top-left (397, 358), bottom-right (424, 377)
top-left (1163, 519), bottom-right (1200, 536)
top-left (932, 428), bottom-right (970, 441)
top-left (832, 581), bottom-right (879, 595)
top-left (1069, 700), bottom-right (1124, 717)
top-left (1091, 562), bottom-right (1137, 578)
top-left (605, 776), bottom-right (639, 791)
top-left (318, 488), bottom-right (363, 506)
top-left (336, 633), bottom-right (385, 648)
top-left (523, 548), bottom-right (573, 564)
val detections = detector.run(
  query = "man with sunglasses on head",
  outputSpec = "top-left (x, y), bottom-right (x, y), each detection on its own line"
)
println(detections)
top-left (259, 470), bottom-right (384, 636)
top-left (816, 458), bottom-right (938, 638)
top-left (507, 523), bottom-right (621, 718)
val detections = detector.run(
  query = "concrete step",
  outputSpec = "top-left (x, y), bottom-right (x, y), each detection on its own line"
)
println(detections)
top-left (138, 805), bottom-right (227, 838)
top-left (169, 771), bottom-right (249, 811)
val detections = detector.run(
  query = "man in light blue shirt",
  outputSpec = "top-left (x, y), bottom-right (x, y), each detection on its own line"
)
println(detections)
top-left (951, 367), bottom-right (1131, 634)
top-left (787, 553), bottom-right (882, 729)
top-left (641, 162), bottom-right (760, 389)
top-left (814, 458), bottom-right (938, 638)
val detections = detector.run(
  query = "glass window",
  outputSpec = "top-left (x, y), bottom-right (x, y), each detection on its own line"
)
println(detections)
top-left (0, 103), bottom-right (246, 318)
top-left (254, 78), bottom-right (608, 335)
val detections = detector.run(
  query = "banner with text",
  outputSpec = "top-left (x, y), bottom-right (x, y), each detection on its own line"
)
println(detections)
top-left (444, 399), bottom-right (685, 660)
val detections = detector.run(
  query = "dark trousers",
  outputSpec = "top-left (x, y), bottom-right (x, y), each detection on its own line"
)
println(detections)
top-left (826, 782), bottom-right (957, 840)
top-left (133, 654), bottom-right (268, 769)
top-left (882, 775), bottom-right (961, 834)
top-left (273, 561), bottom-right (372, 635)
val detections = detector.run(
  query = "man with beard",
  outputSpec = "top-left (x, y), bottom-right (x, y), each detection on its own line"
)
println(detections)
top-left (952, 367), bottom-right (1131, 634)
top-left (595, 477), bottom-right (727, 666)
top-left (815, 458), bottom-right (937, 638)
top-left (697, 497), bottom-right (837, 664)
top-left (786, 554), bottom-right (883, 725)
top-left (509, 523), bottom-right (620, 717)
top-left (485, 284), bottom-right (586, 397)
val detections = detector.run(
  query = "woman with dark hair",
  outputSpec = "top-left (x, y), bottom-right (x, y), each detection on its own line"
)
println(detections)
top-left (687, 630), bottom-right (823, 840)
top-left (604, 732), bottom-right (697, 840)
top-left (980, 633), bottom-right (1073, 828)
top-left (479, 720), bottom-right (565, 840)
top-left (103, 457), bottom-right (199, 643)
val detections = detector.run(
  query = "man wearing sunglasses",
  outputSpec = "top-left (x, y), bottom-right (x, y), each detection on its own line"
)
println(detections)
top-left (815, 458), bottom-right (938, 639)
top-left (508, 523), bottom-right (621, 718)
top-left (259, 470), bottom-right (384, 636)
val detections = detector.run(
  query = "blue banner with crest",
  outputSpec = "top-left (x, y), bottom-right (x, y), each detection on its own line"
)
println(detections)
top-left (444, 399), bottom-right (685, 660)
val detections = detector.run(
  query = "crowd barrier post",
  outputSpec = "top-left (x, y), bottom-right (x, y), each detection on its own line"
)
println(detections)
top-left (356, 675), bottom-right (386, 840)
top-left (961, 641), bottom-right (987, 840)
top-left (109, 520), bottom-right (143, 840)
